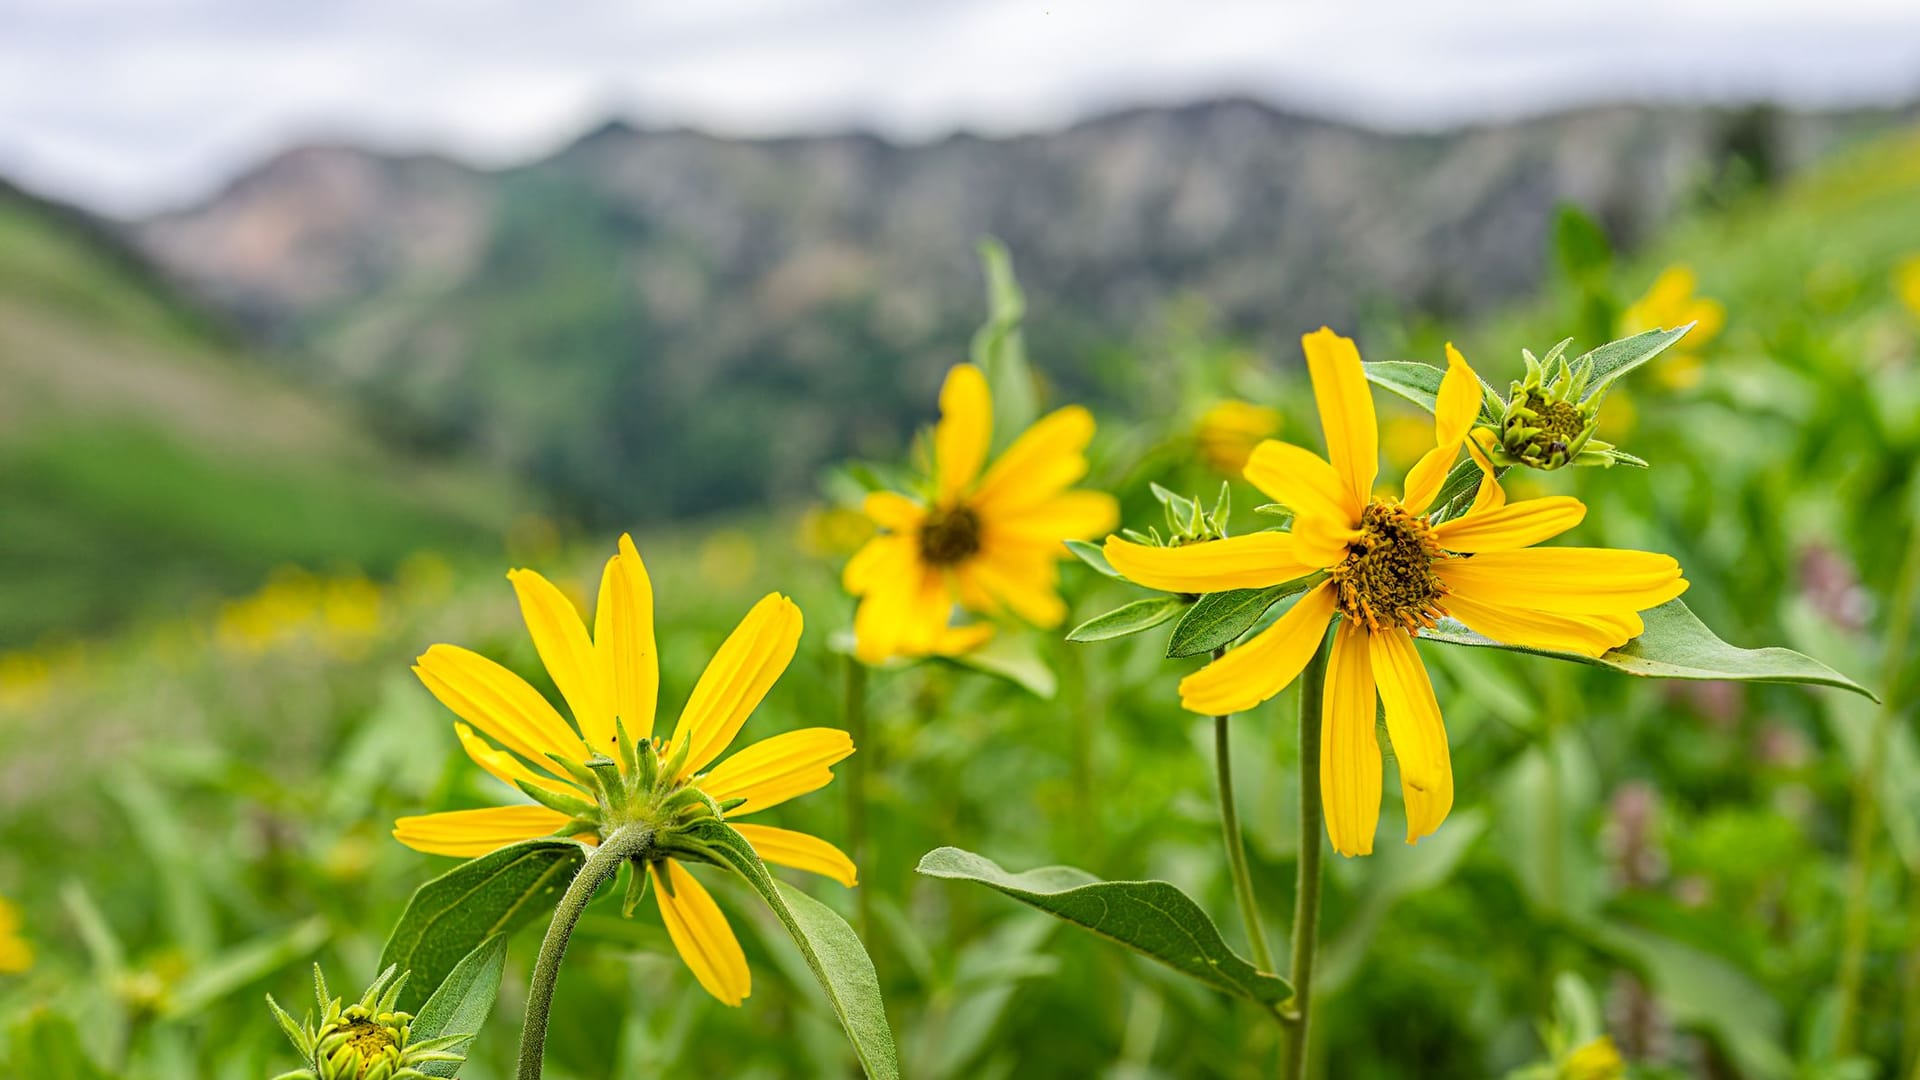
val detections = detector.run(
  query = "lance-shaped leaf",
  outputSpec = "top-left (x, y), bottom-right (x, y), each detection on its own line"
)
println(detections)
top-left (1362, 361), bottom-right (1502, 418)
top-left (674, 820), bottom-right (899, 1080)
top-left (971, 237), bottom-right (1038, 444)
top-left (1065, 538), bottom-right (1123, 579)
top-left (915, 847), bottom-right (1291, 1010)
top-left (409, 934), bottom-right (510, 1076)
top-left (1167, 574), bottom-right (1324, 658)
top-left (1576, 325), bottom-right (1692, 399)
top-left (380, 839), bottom-right (585, 1012)
top-left (1419, 598), bottom-right (1876, 700)
top-left (1067, 596), bottom-right (1189, 642)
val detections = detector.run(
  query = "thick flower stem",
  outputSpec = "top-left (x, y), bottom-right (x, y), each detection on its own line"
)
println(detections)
top-left (1280, 633), bottom-right (1332, 1080)
top-left (517, 824), bottom-right (655, 1080)
top-left (1211, 647), bottom-right (1275, 974)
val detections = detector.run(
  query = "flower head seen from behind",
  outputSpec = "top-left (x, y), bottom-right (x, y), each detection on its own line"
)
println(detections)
top-left (394, 535), bottom-right (856, 1005)
top-left (1105, 329), bottom-right (1687, 857)
top-left (844, 363), bottom-right (1118, 663)
top-left (0, 896), bottom-right (30, 974)
top-left (1619, 265), bottom-right (1723, 390)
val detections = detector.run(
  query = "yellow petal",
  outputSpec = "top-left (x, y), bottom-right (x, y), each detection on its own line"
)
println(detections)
top-left (1103, 533), bottom-right (1320, 594)
top-left (1369, 629), bottom-right (1453, 844)
top-left (929, 622), bottom-right (995, 657)
top-left (1301, 328), bottom-right (1378, 511)
top-left (0, 935), bottom-right (31, 973)
top-left (1399, 444), bottom-right (1457, 518)
top-left (595, 534), bottom-right (660, 743)
top-left (1434, 344), bottom-right (1482, 449)
top-left (849, 547), bottom-right (952, 663)
top-left (1431, 497), bottom-right (1586, 552)
top-left (1321, 619), bottom-right (1381, 858)
top-left (863, 491), bottom-right (926, 532)
top-left (844, 533), bottom-right (915, 597)
top-left (987, 490), bottom-right (1120, 545)
top-left (653, 860), bottom-right (750, 1006)
top-left (1440, 548), bottom-right (1687, 612)
top-left (955, 551), bottom-right (1066, 627)
top-left (1441, 594), bottom-right (1641, 657)
top-left (1242, 440), bottom-right (1359, 530)
top-left (732, 823), bottom-right (859, 887)
top-left (414, 644), bottom-right (589, 766)
top-left (973, 405), bottom-right (1096, 515)
top-left (509, 568), bottom-right (613, 753)
top-left (935, 364), bottom-right (992, 501)
top-left (392, 805), bottom-right (581, 858)
top-left (670, 594), bottom-right (804, 777)
top-left (700, 728), bottom-right (854, 816)
top-left (1179, 582), bottom-right (1337, 715)
top-left (1463, 433), bottom-right (1507, 514)
top-left (454, 722), bottom-right (584, 796)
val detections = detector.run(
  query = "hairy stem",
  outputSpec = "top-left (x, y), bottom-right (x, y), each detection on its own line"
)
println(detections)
top-left (1212, 646), bottom-right (1275, 974)
top-left (517, 824), bottom-right (655, 1080)
top-left (1280, 632), bottom-right (1333, 1080)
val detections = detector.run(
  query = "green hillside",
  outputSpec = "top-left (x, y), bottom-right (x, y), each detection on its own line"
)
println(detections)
top-left (0, 185), bottom-right (519, 646)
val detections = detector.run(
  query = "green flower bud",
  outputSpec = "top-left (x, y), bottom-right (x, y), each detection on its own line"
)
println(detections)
top-left (267, 965), bottom-right (469, 1080)
top-left (1482, 339), bottom-right (1633, 471)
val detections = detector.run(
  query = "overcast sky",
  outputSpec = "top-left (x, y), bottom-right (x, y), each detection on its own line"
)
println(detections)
top-left (4, 0), bottom-right (1919, 217)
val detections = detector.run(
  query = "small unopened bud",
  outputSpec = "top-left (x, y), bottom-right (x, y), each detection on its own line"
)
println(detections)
top-left (1479, 338), bottom-right (1644, 471)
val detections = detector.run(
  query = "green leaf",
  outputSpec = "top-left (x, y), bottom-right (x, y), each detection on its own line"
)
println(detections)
top-left (946, 632), bottom-right (1057, 698)
top-left (1429, 457), bottom-right (1496, 524)
top-left (914, 847), bottom-right (1290, 1009)
top-left (1419, 598), bottom-right (1877, 700)
top-left (1067, 597), bottom-right (1188, 643)
top-left (678, 821), bottom-right (899, 1080)
top-left (380, 839), bottom-right (586, 1012)
top-left (1064, 538), bottom-right (1122, 579)
top-left (1362, 361), bottom-right (1501, 419)
top-left (1166, 573), bottom-right (1323, 658)
top-left (411, 934), bottom-right (510, 1076)
top-left (970, 237), bottom-right (1038, 444)
top-left (1577, 325), bottom-right (1692, 398)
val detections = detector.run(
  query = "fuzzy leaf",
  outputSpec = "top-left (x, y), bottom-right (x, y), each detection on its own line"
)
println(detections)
top-left (680, 820), bottom-right (899, 1080)
top-left (1577, 325), bottom-right (1692, 397)
top-left (916, 847), bottom-right (1290, 1008)
top-left (1420, 598), bottom-right (1876, 700)
top-left (410, 934), bottom-right (509, 1074)
top-left (1067, 597), bottom-right (1189, 643)
top-left (380, 839), bottom-right (585, 1012)
top-left (1362, 361), bottom-right (1501, 419)
top-left (1166, 573), bottom-right (1323, 658)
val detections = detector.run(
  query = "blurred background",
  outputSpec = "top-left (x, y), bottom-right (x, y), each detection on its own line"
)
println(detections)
top-left (2, 2), bottom-right (1919, 1077)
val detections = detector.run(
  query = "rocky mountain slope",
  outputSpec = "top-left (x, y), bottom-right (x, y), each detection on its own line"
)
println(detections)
top-left (133, 98), bottom-right (1910, 519)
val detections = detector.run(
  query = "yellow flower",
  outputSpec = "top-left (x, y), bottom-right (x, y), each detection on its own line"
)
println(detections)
top-left (844, 364), bottom-right (1118, 663)
top-left (1105, 329), bottom-right (1687, 856)
top-left (0, 896), bottom-right (32, 973)
top-left (394, 534), bottom-right (856, 1005)
top-left (1619, 265), bottom-right (1724, 390)
top-left (1895, 254), bottom-right (1920, 321)
top-left (1560, 1035), bottom-right (1625, 1080)
top-left (1195, 399), bottom-right (1282, 474)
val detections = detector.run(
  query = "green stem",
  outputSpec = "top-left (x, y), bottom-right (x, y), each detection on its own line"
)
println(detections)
top-left (1840, 525), bottom-right (1920, 1057)
top-left (1211, 646), bottom-right (1274, 974)
top-left (843, 652), bottom-right (875, 939)
top-left (1280, 632), bottom-right (1333, 1080)
top-left (517, 824), bottom-right (655, 1080)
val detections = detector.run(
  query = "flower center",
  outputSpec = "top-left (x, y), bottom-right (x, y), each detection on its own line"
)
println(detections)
top-left (344, 1021), bottom-right (398, 1059)
top-left (917, 505), bottom-right (982, 565)
top-left (1329, 499), bottom-right (1449, 632)
top-left (1524, 391), bottom-right (1586, 442)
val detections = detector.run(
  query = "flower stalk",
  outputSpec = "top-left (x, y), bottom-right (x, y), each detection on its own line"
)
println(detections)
top-left (1210, 645), bottom-right (1274, 974)
top-left (1280, 631), bottom-right (1332, 1080)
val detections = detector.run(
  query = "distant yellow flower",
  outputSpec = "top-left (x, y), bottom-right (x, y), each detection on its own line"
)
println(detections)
top-left (1106, 330), bottom-right (1687, 856)
top-left (395, 534), bottom-right (855, 1005)
top-left (0, 896), bottom-right (32, 973)
top-left (1195, 400), bottom-right (1282, 474)
top-left (1560, 1035), bottom-right (1625, 1080)
top-left (1895, 254), bottom-right (1920, 321)
top-left (1619, 265), bottom-right (1724, 390)
top-left (844, 364), bottom-right (1118, 663)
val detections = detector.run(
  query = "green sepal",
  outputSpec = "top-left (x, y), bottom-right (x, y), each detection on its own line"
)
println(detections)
top-left (623, 862), bottom-right (651, 918)
top-left (545, 754), bottom-right (600, 790)
top-left (513, 778), bottom-right (600, 820)
top-left (1066, 596), bottom-right (1189, 643)
top-left (1166, 573), bottom-right (1324, 658)
top-left (1064, 539), bottom-right (1123, 578)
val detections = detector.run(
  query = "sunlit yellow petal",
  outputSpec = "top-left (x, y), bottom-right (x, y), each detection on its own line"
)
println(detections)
top-left (935, 364), bottom-right (992, 501)
top-left (700, 728), bottom-right (854, 816)
top-left (594, 534), bottom-right (660, 743)
top-left (844, 533), bottom-right (914, 596)
top-left (1431, 497), bottom-right (1586, 552)
top-left (930, 622), bottom-right (995, 657)
top-left (1103, 533), bottom-right (1319, 594)
top-left (1321, 619), bottom-right (1380, 858)
top-left (1179, 582), bottom-right (1337, 715)
top-left (1464, 433), bottom-right (1507, 514)
top-left (1369, 629), bottom-right (1453, 844)
top-left (392, 805), bottom-right (583, 858)
top-left (972, 405), bottom-right (1096, 514)
top-left (1440, 548), bottom-right (1687, 612)
top-left (1441, 594), bottom-right (1640, 657)
top-left (1400, 443), bottom-right (1457, 518)
top-left (732, 824), bottom-right (859, 887)
top-left (454, 722), bottom-right (584, 795)
top-left (653, 860), bottom-right (750, 1006)
top-left (670, 594), bottom-right (803, 776)
top-left (957, 551), bottom-right (1066, 627)
top-left (863, 491), bottom-right (926, 532)
top-left (509, 568), bottom-right (613, 753)
top-left (1301, 327), bottom-right (1378, 512)
top-left (850, 548), bottom-right (952, 663)
top-left (1242, 440), bottom-right (1358, 530)
top-left (1434, 344), bottom-right (1482, 449)
top-left (414, 644), bottom-right (590, 766)
top-left (987, 490), bottom-right (1119, 545)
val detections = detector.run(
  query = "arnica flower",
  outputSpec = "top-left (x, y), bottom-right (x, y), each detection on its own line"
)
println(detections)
top-left (1195, 399), bottom-right (1283, 474)
top-left (1104, 329), bottom-right (1687, 856)
top-left (395, 535), bottom-right (856, 1004)
top-left (844, 363), bottom-right (1118, 663)
top-left (1619, 265), bottom-right (1723, 390)
top-left (0, 896), bottom-right (31, 973)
